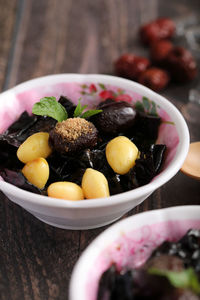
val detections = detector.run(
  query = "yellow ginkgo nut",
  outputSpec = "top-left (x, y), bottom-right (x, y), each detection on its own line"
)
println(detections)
top-left (106, 136), bottom-right (139, 175)
top-left (22, 157), bottom-right (49, 189)
top-left (82, 168), bottom-right (110, 199)
top-left (47, 182), bottom-right (84, 201)
top-left (17, 132), bottom-right (52, 163)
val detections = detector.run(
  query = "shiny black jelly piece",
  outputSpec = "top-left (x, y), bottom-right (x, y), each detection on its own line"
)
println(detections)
top-left (58, 96), bottom-right (76, 117)
top-left (133, 112), bottom-right (161, 141)
top-left (0, 112), bottom-right (56, 148)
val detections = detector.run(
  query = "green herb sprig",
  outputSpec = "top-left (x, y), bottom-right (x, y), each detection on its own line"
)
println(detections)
top-left (32, 97), bottom-right (102, 122)
top-left (32, 97), bottom-right (68, 122)
top-left (148, 267), bottom-right (200, 295)
top-left (73, 99), bottom-right (102, 118)
top-left (134, 96), bottom-right (158, 116)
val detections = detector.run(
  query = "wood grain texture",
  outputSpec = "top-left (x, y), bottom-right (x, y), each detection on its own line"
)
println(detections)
top-left (0, 0), bottom-right (18, 90)
top-left (0, 0), bottom-right (200, 299)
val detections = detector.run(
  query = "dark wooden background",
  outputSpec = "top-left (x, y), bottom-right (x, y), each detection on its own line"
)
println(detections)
top-left (0, 0), bottom-right (200, 299)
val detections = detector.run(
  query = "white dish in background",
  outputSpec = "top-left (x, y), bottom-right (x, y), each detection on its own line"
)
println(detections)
top-left (0, 74), bottom-right (189, 229)
top-left (69, 206), bottom-right (200, 300)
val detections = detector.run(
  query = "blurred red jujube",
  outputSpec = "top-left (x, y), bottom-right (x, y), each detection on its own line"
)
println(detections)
top-left (140, 17), bottom-right (176, 45)
top-left (114, 53), bottom-right (150, 81)
top-left (164, 46), bottom-right (198, 83)
top-left (150, 40), bottom-right (174, 64)
top-left (138, 67), bottom-right (170, 91)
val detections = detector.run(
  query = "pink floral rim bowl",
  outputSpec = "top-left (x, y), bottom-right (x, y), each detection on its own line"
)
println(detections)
top-left (0, 74), bottom-right (189, 229)
top-left (69, 206), bottom-right (200, 300)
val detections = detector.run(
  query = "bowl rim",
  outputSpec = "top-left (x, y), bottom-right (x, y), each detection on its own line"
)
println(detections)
top-left (69, 205), bottom-right (200, 300)
top-left (0, 73), bottom-right (190, 208)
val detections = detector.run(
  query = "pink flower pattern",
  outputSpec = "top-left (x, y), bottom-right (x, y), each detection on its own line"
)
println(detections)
top-left (80, 83), bottom-right (133, 104)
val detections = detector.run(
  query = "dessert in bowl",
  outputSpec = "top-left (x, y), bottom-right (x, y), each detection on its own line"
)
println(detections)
top-left (69, 206), bottom-right (200, 300)
top-left (0, 74), bottom-right (189, 229)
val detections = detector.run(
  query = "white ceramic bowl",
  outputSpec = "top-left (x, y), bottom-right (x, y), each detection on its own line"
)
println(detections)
top-left (0, 74), bottom-right (189, 229)
top-left (69, 205), bottom-right (200, 300)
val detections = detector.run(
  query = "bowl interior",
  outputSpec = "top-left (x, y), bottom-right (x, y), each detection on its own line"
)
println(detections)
top-left (70, 206), bottom-right (200, 300)
top-left (0, 74), bottom-right (189, 209)
top-left (0, 74), bottom-right (179, 170)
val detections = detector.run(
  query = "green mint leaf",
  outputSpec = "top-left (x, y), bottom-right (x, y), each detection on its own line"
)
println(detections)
top-left (134, 101), bottom-right (145, 112)
top-left (33, 96), bottom-right (102, 122)
top-left (73, 99), bottom-right (88, 117)
top-left (80, 109), bottom-right (102, 119)
top-left (142, 97), bottom-right (151, 112)
top-left (149, 268), bottom-right (200, 294)
top-left (32, 97), bottom-right (68, 122)
top-left (150, 101), bottom-right (158, 116)
top-left (99, 83), bottom-right (106, 90)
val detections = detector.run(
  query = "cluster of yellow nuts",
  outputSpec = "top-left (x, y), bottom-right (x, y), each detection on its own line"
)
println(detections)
top-left (48, 168), bottom-right (110, 200)
top-left (17, 133), bottom-right (139, 201)
top-left (17, 132), bottom-right (52, 189)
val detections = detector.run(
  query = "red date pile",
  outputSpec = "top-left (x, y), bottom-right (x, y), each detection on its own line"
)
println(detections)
top-left (114, 17), bottom-right (198, 92)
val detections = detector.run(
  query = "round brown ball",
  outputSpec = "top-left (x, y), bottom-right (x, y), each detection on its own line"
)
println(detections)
top-left (49, 118), bottom-right (98, 154)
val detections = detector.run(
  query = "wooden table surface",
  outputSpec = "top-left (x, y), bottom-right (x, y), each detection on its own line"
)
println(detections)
top-left (0, 0), bottom-right (200, 299)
